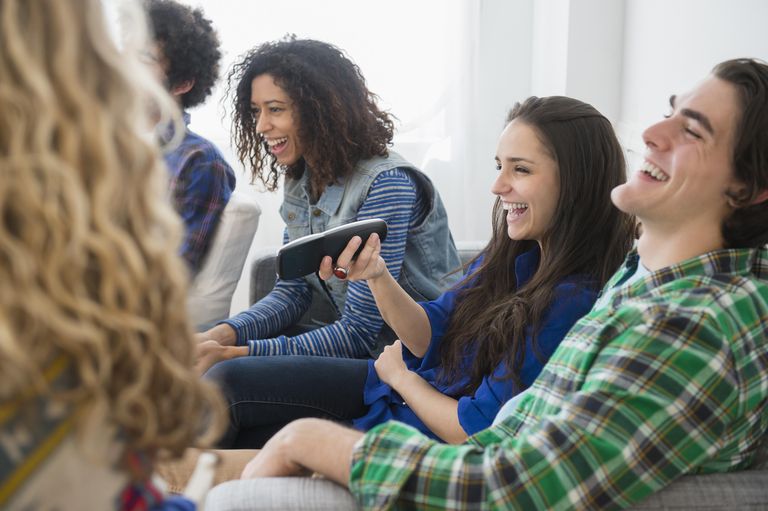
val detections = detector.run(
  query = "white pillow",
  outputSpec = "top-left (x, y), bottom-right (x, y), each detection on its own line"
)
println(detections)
top-left (187, 191), bottom-right (260, 330)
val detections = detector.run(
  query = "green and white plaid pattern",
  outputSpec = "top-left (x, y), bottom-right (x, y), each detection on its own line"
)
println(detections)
top-left (350, 247), bottom-right (768, 510)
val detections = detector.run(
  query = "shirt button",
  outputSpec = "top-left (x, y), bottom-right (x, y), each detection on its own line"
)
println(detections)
top-left (312, 209), bottom-right (322, 217)
top-left (287, 212), bottom-right (296, 221)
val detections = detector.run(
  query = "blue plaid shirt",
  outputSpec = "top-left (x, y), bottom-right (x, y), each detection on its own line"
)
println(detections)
top-left (164, 112), bottom-right (236, 274)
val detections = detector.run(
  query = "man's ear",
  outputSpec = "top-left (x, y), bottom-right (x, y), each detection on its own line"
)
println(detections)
top-left (171, 79), bottom-right (195, 97)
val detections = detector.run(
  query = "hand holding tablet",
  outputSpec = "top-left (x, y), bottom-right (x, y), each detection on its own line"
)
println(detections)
top-left (276, 219), bottom-right (388, 280)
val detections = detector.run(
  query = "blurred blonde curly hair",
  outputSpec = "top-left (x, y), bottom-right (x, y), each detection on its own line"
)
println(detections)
top-left (0, 0), bottom-right (224, 457)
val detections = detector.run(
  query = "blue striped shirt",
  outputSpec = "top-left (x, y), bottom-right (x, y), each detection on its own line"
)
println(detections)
top-left (222, 168), bottom-right (428, 358)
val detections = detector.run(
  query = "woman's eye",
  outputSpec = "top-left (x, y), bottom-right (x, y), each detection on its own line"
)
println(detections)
top-left (515, 166), bottom-right (530, 174)
top-left (270, 107), bottom-right (283, 113)
top-left (495, 162), bottom-right (502, 171)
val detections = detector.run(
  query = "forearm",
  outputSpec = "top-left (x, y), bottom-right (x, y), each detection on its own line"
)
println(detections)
top-left (368, 271), bottom-right (431, 357)
top-left (222, 279), bottom-right (312, 344)
top-left (281, 419), bottom-right (363, 485)
top-left (393, 371), bottom-right (467, 444)
top-left (247, 316), bottom-right (372, 358)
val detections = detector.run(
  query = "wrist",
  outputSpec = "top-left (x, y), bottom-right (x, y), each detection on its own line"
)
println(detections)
top-left (367, 267), bottom-right (392, 290)
top-left (226, 346), bottom-right (249, 360)
top-left (211, 324), bottom-right (237, 346)
top-left (390, 367), bottom-right (413, 393)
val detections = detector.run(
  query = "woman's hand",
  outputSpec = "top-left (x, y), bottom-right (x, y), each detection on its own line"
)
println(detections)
top-left (318, 233), bottom-right (388, 282)
top-left (373, 340), bottom-right (410, 390)
top-left (194, 323), bottom-right (237, 346)
top-left (195, 340), bottom-right (246, 375)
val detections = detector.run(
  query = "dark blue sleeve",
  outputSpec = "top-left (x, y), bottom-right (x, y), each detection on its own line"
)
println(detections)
top-left (403, 257), bottom-right (484, 369)
top-left (456, 281), bottom-right (598, 435)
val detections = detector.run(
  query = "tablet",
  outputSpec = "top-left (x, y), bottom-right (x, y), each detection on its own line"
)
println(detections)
top-left (276, 218), bottom-right (388, 280)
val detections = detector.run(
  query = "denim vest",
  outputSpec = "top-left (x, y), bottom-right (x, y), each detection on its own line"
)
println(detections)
top-left (279, 152), bottom-right (461, 334)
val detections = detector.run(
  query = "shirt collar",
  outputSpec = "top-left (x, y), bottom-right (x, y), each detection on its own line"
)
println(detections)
top-left (514, 244), bottom-right (541, 287)
top-left (609, 246), bottom-right (765, 303)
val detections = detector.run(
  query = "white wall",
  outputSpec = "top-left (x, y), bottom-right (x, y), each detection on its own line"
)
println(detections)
top-left (178, 0), bottom-right (767, 314)
top-left (617, 0), bottom-right (768, 162)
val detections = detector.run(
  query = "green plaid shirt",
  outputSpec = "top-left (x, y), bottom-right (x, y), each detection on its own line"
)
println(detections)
top-left (349, 247), bottom-right (768, 510)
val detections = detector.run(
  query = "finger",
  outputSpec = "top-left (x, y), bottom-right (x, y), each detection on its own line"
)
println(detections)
top-left (349, 233), bottom-right (379, 277)
top-left (318, 255), bottom-right (334, 280)
top-left (334, 235), bottom-right (363, 270)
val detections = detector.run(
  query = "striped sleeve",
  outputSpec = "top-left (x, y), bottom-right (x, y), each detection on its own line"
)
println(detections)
top-left (220, 229), bottom-right (313, 344)
top-left (243, 168), bottom-right (420, 358)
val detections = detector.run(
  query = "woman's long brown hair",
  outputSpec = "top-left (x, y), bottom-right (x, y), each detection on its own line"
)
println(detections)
top-left (440, 96), bottom-right (635, 394)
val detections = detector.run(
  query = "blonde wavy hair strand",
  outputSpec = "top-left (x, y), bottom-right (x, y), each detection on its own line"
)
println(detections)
top-left (0, 0), bottom-right (224, 459)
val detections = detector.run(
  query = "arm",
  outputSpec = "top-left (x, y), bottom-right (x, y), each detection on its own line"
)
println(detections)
top-left (349, 312), bottom-right (739, 510)
top-left (194, 273), bottom-right (313, 371)
top-left (241, 418), bottom-right (364, 486)
top-left (374, 340), bottom-right (466, 444)
top-left (320, 233), bottom-right (432, 357)
top-left (170, 148), bottom-right (235, 275)
top-left (241, 169), bottom-right (422, 358)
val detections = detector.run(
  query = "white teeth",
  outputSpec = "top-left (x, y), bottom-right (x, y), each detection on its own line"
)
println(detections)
top-left (265, 136), bottom-right (288, 147)
top-left (639, 160), bottom-right (669, 181)
top-left (501, 201), bottom-right (529, 211)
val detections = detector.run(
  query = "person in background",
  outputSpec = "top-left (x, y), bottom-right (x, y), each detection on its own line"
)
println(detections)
top-left (207, 58), bottom-right (768, 511)
top-left (146, 0), bottom-right (236, 275)
top-left (205, 96), bottom-right (635, 449)
top-left (0, 1), bottom-right (224, 509)
top-left (195, 37), bottom-right (461, 367)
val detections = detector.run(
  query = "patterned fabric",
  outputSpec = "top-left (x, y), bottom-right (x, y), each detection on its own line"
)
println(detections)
top-left (224, 168), bottom-right (429, 358)
top-left (349, 247), bottom-right (768, 511)
top-left (164, 112), bottom-right (236, 275)
top-left (0, 355), bottom-right (194, 511)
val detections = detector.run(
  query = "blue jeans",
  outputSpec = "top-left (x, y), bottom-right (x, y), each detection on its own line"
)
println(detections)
top-left (205, 355), bottom-right (369, 448)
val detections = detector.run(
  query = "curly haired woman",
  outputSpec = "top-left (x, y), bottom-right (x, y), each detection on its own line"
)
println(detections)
top-left (196, 37), bottom-right (461, 367)
top-left (0, 0), bottom-right (224, 509)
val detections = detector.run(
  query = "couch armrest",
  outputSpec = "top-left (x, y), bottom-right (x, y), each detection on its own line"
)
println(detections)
top-left (248, 247), bottom-right (279, 306)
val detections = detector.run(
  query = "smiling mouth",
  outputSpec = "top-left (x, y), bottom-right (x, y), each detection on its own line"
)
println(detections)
top-left (264, 136), bottom-right (288, 154)
top-left (639, 160), bottom-right (669, 181)
top-left (502, 201), bottom-right (529, 217)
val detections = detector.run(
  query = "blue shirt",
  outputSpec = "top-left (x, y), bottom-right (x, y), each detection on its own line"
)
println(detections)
top-left (164, 112), bottom-right (236, 274)
top-left (353, 247), bottom-right (599, 440)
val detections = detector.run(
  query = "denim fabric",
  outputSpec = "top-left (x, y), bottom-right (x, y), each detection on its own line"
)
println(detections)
top-left (279, 152), bottom-right (460, 314)
top-left (206, 356), bottom-right (369, 448)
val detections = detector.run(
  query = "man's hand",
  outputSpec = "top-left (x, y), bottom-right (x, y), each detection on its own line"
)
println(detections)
top-left (240, 418), bottom-right (364, 485)
top-left (374, 339), bottom-right (410, 390)
top-left (241, 424), bottom-right (312, 479)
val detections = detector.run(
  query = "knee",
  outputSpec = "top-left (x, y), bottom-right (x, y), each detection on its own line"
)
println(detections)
top-left (203, 358), bottom-right (245, 401)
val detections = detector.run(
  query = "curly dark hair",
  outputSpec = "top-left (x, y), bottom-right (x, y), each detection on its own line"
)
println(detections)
top-left (146, 0), bottom-right (221, 109)
top-left (439, 97), bottom-right (635, 394)
top-left (227, 36), bottom-right (395, 197)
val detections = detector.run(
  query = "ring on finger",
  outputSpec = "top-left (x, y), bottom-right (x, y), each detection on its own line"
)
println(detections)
top-left (333, 265), bottom-right (350, 279)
